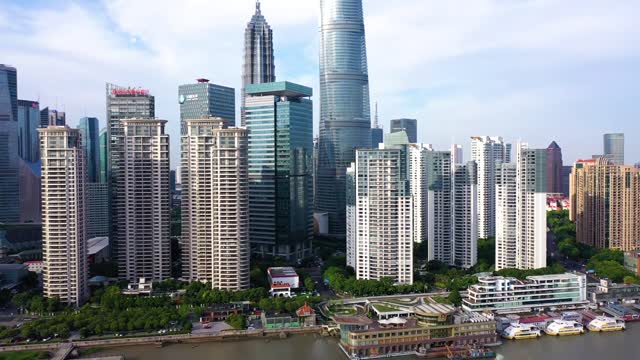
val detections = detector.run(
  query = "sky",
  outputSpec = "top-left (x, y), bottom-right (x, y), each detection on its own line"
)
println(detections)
top-left (1, 0), bottom-right (639, 168)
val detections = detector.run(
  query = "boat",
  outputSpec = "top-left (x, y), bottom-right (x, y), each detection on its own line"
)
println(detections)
top-left (447, 346), bottom-right (497, 360)
top-left (501, 323), bottom-right (541, 340)
top-left (544, 320), bottom-right (584, 336)
top-left (587, 316), bottom-right (625, 332)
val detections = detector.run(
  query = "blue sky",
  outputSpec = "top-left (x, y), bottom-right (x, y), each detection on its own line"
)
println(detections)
top-left (1, 0), bottom-right (639, 167)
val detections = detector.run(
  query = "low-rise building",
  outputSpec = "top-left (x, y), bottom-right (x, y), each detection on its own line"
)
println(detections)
top-left (261, 313), bottom-right (301, 329)
top-left (334, 307), bottom-right (497, 359)
top-left (589, 278), bottom-right (640, 304)
top-left (23, 260), bottom-right (43, 274)
top-left (267, 267), bottom-right (299, 297)
top-left (624, 251), bottom-right (640, 276)
top-left (463, 273), bottom-right (588, 313)
top-left (296, 303), bottom-right (317, 327)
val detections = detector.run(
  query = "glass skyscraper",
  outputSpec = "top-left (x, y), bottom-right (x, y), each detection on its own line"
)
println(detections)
top-left (79, 117), bottom-right (101, 183)
top-left (179, 79), bottom-right (235, 134)
top-left (241, 0), bottom-right (275, 126)
top-left (99, 128), bottom-right (107, 183)
top-left (245, 82), bottom-right (313, 261)
top-left (604, 133), bottom-right (624, 165)
top-left (317, 0), bottom-right (372, 235)
top-left (17, 100), bottom-right (40, 162)
top-left (0, 64), bottom-right (20, 223)
top-left (391, 118), bottom-right (418, 144)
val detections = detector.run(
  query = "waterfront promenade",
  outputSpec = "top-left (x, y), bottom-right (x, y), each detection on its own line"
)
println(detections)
top-left (0, 326), bottom-right (324, 358)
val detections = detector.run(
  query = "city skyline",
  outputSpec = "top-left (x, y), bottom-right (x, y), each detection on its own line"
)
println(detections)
top-left (2, 1), bottom-right (638, 169)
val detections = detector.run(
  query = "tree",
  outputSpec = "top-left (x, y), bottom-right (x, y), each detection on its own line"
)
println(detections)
top-left (304, 277), bottom-right (315, 292)
top-left (447, 290), bottom-right (462, 307)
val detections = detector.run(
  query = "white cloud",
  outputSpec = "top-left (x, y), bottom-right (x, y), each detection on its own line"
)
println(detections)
top-left (2, 0), bottom-right (639, 165)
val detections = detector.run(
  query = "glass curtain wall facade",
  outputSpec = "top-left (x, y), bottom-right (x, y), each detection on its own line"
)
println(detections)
top-left (604, 133), bottom-right (624, 165)
top-left (179, 80), bottom-right (235, 134)
top-left (241, 1), bottom-right (276, 126)
top-left (79, 117), bottom-right (101, 183)
top-left (0, 64), bottom-right (20, 223)
top-left (17, 100), bottom-right (40, 162)
top-left (245, 82), bottom-right (313, 261)
top-left (317, 0), bottom-right (372, 235)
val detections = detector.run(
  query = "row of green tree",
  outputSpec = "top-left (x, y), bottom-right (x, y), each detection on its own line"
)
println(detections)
top-left (323, 266), bottom-right (426, 297)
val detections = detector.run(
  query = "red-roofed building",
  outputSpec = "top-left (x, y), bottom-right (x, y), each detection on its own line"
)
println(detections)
top-left (296, 303), bottom-right (316, 326)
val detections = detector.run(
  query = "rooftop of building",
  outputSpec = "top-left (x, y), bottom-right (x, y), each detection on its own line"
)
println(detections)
top-left (88, 237), bottom-right (109, 255)
top-left (246, 81), bottom-right (312, 97)
top-left (333, 315), bottom-right (374, 326)
top-left (267, 267), bottom-right (298, 278)
top-left (414, 303), bottom-right (456, 317)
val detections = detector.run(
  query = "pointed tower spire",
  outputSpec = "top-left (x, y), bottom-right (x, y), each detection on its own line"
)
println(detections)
top-left (256, 0), bottom-right (261, 15)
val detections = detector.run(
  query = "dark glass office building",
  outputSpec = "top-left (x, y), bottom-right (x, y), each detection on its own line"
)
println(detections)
top-left (17, 100), bottom-right (40, 162)
top-left (245, 82), bottom-right (313, 261)
top-left (40, 107), bottom-right (66, 128)
top-left (390, 118), bottom-right (417, 143)
top-left (0, 64), bottom-right (20, 223)
top-left (79, 117), bottom-right (101, 183)
top-left (179, 79), bottom-right (235, 133)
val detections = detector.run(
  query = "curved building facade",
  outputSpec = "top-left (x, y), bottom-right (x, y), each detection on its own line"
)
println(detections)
top-left (317, 0), bottom-right (371, 235)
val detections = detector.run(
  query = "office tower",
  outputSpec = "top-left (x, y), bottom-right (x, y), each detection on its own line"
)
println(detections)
top-left (546, 141), bottom-right (563, 194)
top-left (562, 166), bottom-right (572, 197)
top-left (112, 119), bottom-right (170, 282)
top-left (106, 83), bottom-right (155, 180)
top-left (181, 118), bottom-right (250, 289)
top-left (495, 163), bottom-right (517, 270)
top-left (39, 126), bottom-right (88, 306)
top-left (99, 128), bottom-right (107, 183)
top-left (347, 147), bottom-right (413, 284)
top-left (604, 133), bottom-right (624, 165)
top-left (371, 102), bottom-right (383, 147)
top-left (426, 150), bottom-right (453, 265)
top-left (495, 144), bottom-right (547, 270)
top-left (390, 118), bottom-right (417, 143)
top-left (86, 183), bottom-right (109, 239)
top-left (453, 161), bottom-right (478, 268)
top-left (78, 117), bottom-right (101, 183)
top-left (471, 136), bottom-right (511, 239)
top-left (179, 79), bottom-right (235, 133)
top-left (245, 82), bottom-right (313, 260)
top-left (18, 159), bottom-right (41, 223)
top-left (317, 0), bottom-right (372, 235)
top-left (40, 108), bottom-right (65, 127)
top-left (451, 144), bottom-right (463, 165)
top-left (17, 100), bottom-right (40, 162)
top-left (241, 1), bottom-right (276, 126)
top-left (0, 64), bottom-right (20, 223)
top-left (570, 158), bottom-right (640, 251)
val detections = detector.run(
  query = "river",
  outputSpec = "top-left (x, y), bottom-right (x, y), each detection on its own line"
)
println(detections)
top-left (90, 323), bottom-right (640, 360)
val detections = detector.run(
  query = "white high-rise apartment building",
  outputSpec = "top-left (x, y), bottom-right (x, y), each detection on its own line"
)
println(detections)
top-left (471, 136), bottom-right (511, 239)
top-left (409, 143), bottom-right (428, 244)
top-left (495, 163), bottom-right (517, 270)
top-left (495, 144), bottom-right (547, 270)
top-left (347, 146), bottom-right (413, 284)
top-left (113, 119), bottom-right (171, 283)
top-left (39, 126), bottom-right (88, 306)
top-left (427, 150), bottom-right (453, 265)
top-left (453, 162), bottom-right (478, 268)
top-left (181, 118), bottom-right (250, 290)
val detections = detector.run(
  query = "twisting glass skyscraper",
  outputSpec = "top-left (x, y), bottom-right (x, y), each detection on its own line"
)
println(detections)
top-left (241, 0), bottom-right (275, 126)
top-left (317, 0), bottom-right (372, 235)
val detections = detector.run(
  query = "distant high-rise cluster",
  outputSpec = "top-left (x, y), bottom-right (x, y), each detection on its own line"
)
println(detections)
top-left (3, 0), bottom-right (634, 309)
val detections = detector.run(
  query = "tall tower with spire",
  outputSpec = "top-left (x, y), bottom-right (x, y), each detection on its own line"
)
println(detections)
top-left (317, 0), bottom-right (372, 235)
top-left (371, 102), bottom-right (383, 147)
top-left (241, 0), bottom-right (276, 126)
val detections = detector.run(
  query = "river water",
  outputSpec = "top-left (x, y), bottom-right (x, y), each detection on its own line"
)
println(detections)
top-left (91, 323), bottom-right (640, 360)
